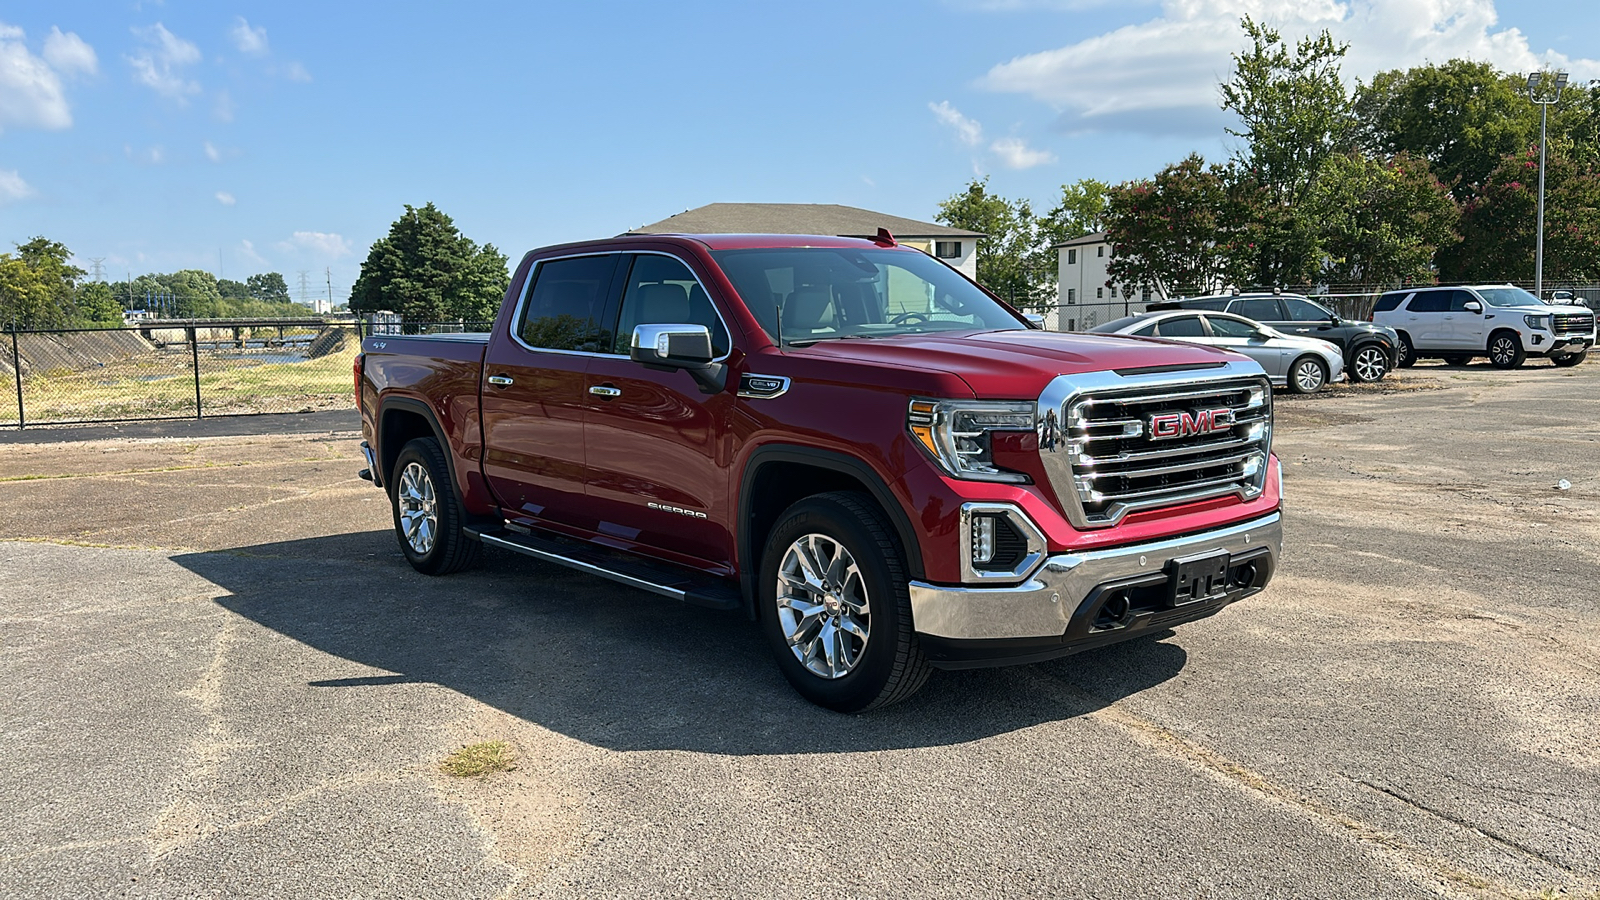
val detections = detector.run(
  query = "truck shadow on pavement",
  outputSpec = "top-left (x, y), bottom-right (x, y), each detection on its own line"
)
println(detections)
top-left (175, 530), bottom-right (1191, 755)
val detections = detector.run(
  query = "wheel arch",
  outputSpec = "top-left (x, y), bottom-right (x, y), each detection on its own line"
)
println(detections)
top-left (737, 445), bottom-right (926, 619)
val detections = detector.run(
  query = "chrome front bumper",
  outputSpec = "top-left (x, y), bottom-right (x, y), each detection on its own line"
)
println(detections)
top-left (908, 512), bottom-right (1282, 642)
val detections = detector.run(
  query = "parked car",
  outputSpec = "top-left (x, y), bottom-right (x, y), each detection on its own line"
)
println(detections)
top-left (1090, 310), bottom-right (1345, 394)
top-left (1152, 293), bottom-right (1398, 383)
top-left (355, 233), bottom-right (1284, 712)
top-left (1371, 285), bottom-right (1595, 368)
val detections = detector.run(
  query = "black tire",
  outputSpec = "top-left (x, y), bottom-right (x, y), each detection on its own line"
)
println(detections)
top-left (1349, 343), bottom-right (1390, 382)
top-left (1441, 353), bottom-right (1473, 366)
top-left (1395, 334), bottom-right (1417, 368)
top-left (1552, 350), bottom-right (1587, 367)
top-left (389, 437), bottom-right (481, 576)
top-left (1487, 331), bottom-right (1525, 369)
top-left (1287, 355), bottom-right (1328, 394)
top-left (757, 491), bottom-right (931, 712)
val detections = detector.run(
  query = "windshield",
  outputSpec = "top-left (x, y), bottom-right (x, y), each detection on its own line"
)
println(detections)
top-left (711, 247), bottom-right (1026, 345)
top-left (1477, 287), bottom-right (1545, 308)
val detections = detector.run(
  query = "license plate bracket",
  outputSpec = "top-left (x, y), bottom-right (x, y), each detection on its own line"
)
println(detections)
top-left (1166, 550), bottom-right (1231, 606)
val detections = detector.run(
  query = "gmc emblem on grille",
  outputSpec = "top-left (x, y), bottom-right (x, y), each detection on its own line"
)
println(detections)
top-left (1149, 408), bottom-right (1236, 440)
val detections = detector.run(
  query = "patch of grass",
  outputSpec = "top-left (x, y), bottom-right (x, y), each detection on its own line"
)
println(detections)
top-left (439, 741), bottom-right (517, 778)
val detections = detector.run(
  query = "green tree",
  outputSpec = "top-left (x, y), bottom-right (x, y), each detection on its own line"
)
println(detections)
top-left (1104, 155), bottom-right (1240, 298)
top-left (1444, 144), bottom-right (1600, 281)
top-left (350, 202), bottom-right (510, 324)
top-left (1221, 17), bottom-right (1353, 203)
top-left (246, 272), bottom-right (291, 305)
top-left (217, 278), bottom-right (250, 301)
top-left (75, 282), bottom-right (124, 327)
top-left (1354, 61), bottom-right (1538, 203)
top-left (0, 237), bottom-right (84, 329)
top-left (1038, 178), bottom-right (1111, 247)
top-left (1307, 153), bottom-right (1460, 285)
top-left (935, 177), bottom-right (1052, 308)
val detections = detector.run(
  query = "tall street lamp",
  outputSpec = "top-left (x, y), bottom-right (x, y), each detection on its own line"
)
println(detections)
top-left (1526, 70), bottom-right (1569, 299)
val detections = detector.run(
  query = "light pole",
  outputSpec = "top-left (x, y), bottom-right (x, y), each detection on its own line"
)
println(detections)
top-left (1526, 70), bottom-right (1569, 299)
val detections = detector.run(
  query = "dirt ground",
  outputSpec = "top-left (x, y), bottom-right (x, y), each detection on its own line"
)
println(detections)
top-left (1, 357), bottom-right (1596, 899)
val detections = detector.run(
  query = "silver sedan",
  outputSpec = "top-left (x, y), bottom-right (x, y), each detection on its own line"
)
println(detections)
top-left (1090, 310), bottom-right (1346, 393)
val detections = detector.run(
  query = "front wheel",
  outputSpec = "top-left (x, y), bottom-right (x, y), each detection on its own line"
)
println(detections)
top-left (1349, 344), bottom-right (1390, 382)
top-left (1488, 332), bottom-right (1526, 369)
top-left (1552, 350), bottom-right (1587, 367)
top-left (758, 492), bottom-right (931, 712)
top-left (1395, 335), bottom-right (1417, 368)
top-left (1288, 356), bottom-right (1328, 394)
top-left (390, 438), bottom-right (481, 575)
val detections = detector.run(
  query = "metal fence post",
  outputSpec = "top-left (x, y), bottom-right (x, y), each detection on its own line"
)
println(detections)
top-left (189, 325), bottom-right (202, 419)
top-left (10, 326), bottom-right (23, 430)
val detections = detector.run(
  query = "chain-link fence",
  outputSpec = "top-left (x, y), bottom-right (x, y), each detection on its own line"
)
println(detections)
top-left (0, 320), bottom-right (487, 428)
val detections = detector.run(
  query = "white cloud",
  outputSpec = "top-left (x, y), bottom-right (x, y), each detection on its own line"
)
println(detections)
top-left (283, 61), bottom-right (311, 82)
top-left (240, 239), bottom-right (267, 265)
top-left (127, 23), bottom-right (201, 101)
top-left (124, 144), bottom-right (165, 165)
top-left (981, 0), bottom-right (1600, 136)
top-left (0, 23), bottom-right (72, 132)
top-left (280, 231), bottom-right (353, 258)
top-left (215, 191), bottom-right (235, 206)
top-left (991, 136), bottom-right (1057, 168)
top-left (0, 168), bottom-right (34, 205)
top-left (204, 140), bottom-right (220, 162)
top-left (930, 100), bottom-right (984, 146)
top-left (230, 17), bottom-right (268, 56)
top-left (42, 27), bottom-right (96, 77)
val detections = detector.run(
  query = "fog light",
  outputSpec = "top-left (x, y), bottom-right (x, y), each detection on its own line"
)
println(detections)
top-left (971, 515), bottom-right (996, 565)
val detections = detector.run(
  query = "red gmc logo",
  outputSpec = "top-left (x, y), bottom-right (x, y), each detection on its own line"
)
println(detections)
top-left (1149, 408), bottom-right (1236, 440)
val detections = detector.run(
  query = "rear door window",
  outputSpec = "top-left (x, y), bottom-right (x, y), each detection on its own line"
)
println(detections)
top-left (1407, 291), bottom-right (1449, 313)
top-left (1155, 315), bottom-right (1206, 337)
top-left (518, 255), bottom-right (619, 352)
top-left (1205, 315), bottom-right (1258, 338)
top-left (1374, 292), bottom-right (1408, 312)
top-left (1235, 298), bottom-right (1284, 321)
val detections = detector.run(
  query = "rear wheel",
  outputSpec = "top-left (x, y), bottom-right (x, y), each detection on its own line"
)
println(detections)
top-left (1487, 332), bottom-right (1525, 369)
top-left (1552, 350), bottom-right (1587, 367)
top-left (390, 438), bottom-right (481, 575)
top-left (1395, 334), bottom-right (1417, 368)
top-left (1288, 356), bottom-right (1328, 394)
top-left (1350, 344), bottom-right (1389, 382)
top-left (758, 491), bottom-right (931, 712)
top-left (1441, 353), bottom-right (1473, 366)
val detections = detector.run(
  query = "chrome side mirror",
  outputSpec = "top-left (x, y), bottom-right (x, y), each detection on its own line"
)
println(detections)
top-left (630, 324), bottom-right (726, 393)
top-left (1023, 312), bottom-right (1047, 330)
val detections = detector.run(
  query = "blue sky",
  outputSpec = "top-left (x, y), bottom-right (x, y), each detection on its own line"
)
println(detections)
top-left (3, 0), bottom-right (1597, 303)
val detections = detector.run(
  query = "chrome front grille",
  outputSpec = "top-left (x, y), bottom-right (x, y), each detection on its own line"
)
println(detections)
top-left (1037, 365), bottom-right (1273, 528)
top-left (1553, 312), bottom-right (1595, 335)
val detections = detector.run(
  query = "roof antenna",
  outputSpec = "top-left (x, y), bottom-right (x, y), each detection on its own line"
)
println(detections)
top-left (874, 227), bottom-right (897, 247)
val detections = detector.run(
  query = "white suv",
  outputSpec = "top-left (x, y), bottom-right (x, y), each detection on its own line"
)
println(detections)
top-left (1371, 285), bottom-right (1595, 368)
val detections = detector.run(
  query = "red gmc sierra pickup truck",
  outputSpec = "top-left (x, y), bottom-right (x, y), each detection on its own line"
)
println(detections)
top-left (355, 232), bottom-right (1283, 711)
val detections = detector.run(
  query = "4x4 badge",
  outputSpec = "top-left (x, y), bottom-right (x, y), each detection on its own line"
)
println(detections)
top-left (1149, 408), bottom-right (1235, 440)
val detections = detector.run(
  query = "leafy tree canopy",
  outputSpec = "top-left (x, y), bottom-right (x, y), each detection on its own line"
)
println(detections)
top-left (935, 178), bottom-right (1054, 309)
top-left (1308, 153), bottom-right (1460, 285)
top-left (349, 202), bottom-right (510, 324)
top-left (1104, 155), bottom-right (1240, 298)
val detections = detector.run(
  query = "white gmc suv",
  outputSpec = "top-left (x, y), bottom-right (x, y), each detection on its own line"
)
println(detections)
top-left (1371, 285), bottom-right (1595, 368)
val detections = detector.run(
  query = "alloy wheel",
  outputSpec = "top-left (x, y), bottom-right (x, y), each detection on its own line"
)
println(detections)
top-left (1294, 360), bottom-right (1326, 393)
top-left (1490, 337), bottom-right (1517, 366)
top-left (775, 534), bottom-right (870, 679)
top-left (396, 461), bottom-right (438, 555)
top-left (1353, 346), bottom-right (1387, 381)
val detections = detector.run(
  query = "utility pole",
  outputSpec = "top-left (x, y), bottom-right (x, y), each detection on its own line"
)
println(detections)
top-left (325, 268), bottom-right (334, 315)
top-left (1527, 70), bottom-right (1569, 299)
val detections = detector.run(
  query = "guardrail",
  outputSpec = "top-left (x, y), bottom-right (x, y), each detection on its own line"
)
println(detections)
top-left (3, 320), bottom-right (488, 428)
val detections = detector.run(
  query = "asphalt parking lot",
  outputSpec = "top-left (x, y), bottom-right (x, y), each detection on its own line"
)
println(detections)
top-left (2, 359), bottom-right (1597, 899)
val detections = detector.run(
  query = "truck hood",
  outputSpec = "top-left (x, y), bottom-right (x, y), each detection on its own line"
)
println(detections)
top-left (794, 329), bottom-right (1246, 398)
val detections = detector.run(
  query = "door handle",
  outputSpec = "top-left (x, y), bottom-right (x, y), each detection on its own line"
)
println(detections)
top-left (487, 375), bottom-right (514, 386)
top-left (589, 385), bottom-right (622, 398)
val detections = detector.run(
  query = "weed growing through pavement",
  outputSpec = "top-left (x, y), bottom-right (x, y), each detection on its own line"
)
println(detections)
top-left (439, 741), bottom-right (517, 777)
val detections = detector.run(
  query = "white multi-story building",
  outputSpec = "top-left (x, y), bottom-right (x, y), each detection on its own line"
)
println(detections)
top-left (1049, 232), bottom-right (1167, 331)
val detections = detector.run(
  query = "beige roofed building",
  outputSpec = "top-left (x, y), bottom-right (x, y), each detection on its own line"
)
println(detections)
top-left (629, 203), bottom-right (982, 278)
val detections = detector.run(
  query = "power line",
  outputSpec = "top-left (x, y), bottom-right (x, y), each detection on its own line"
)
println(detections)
top-left (297, 270), bottom-right (311, 307)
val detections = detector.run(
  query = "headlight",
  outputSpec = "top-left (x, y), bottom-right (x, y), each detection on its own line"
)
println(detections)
top-left (1525, 314), bottom-right (1552, 330)
top-left (908, 399), bottom-right (1034, 482)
